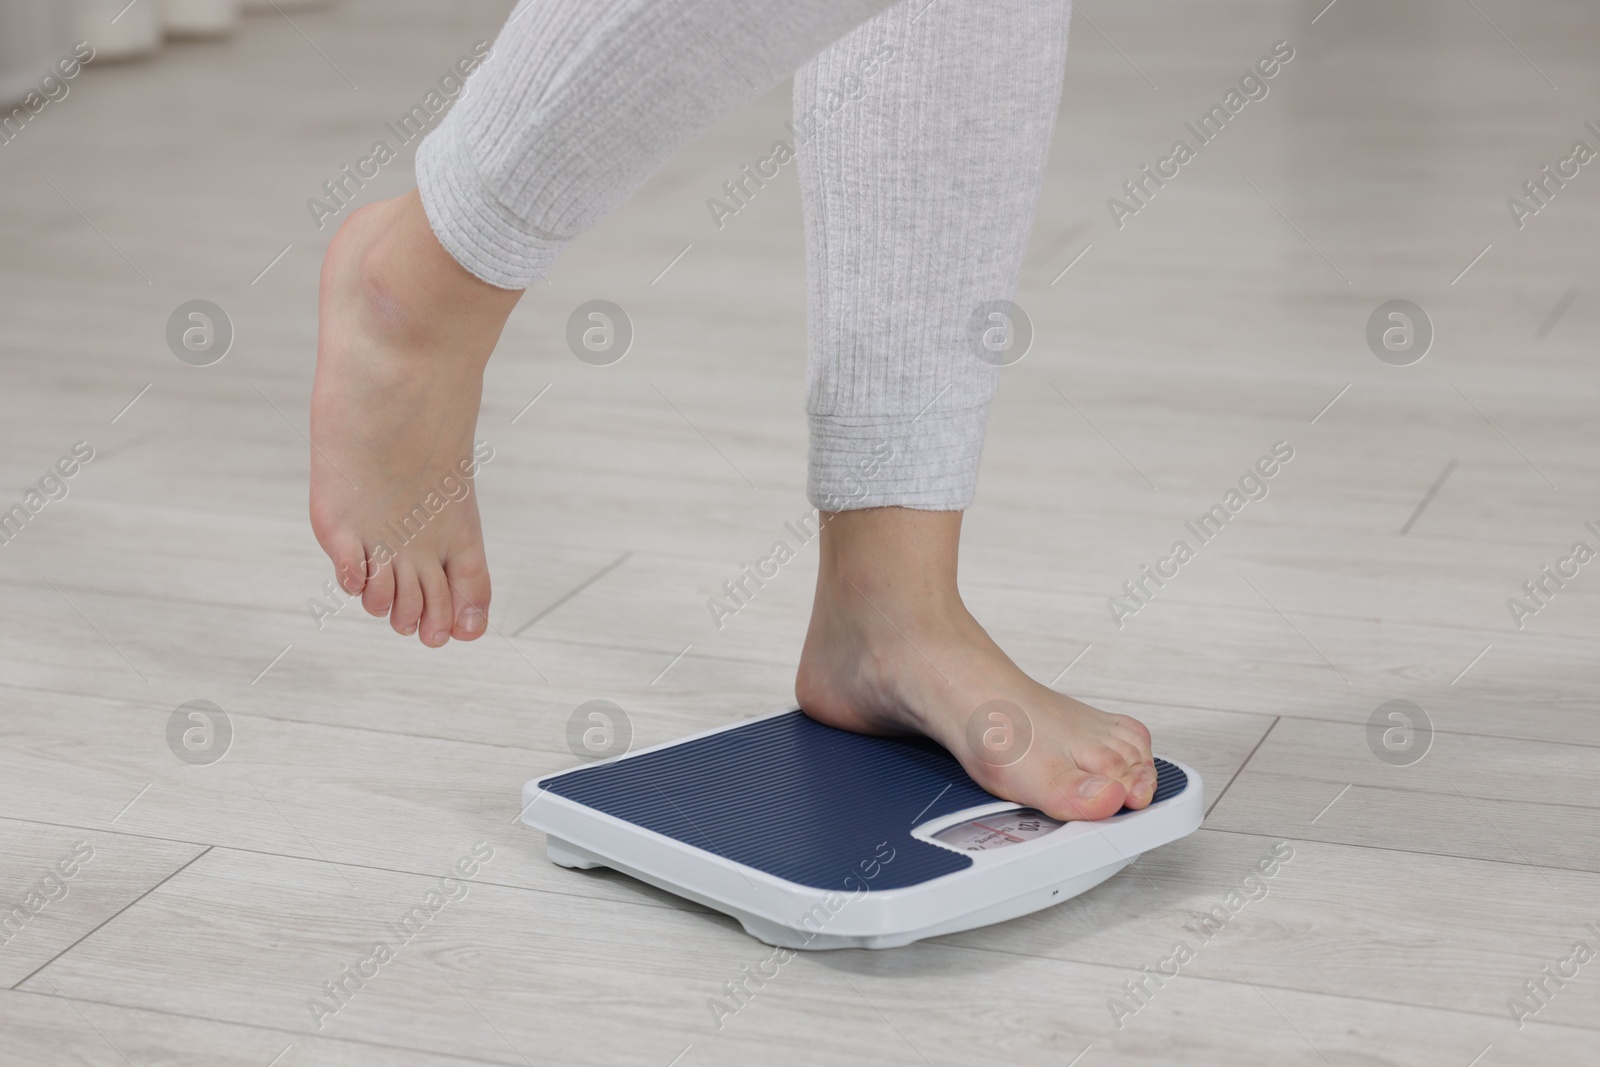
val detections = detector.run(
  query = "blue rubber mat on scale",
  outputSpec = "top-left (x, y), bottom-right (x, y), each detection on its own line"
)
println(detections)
top-left (539, 711), bottom-right (1188, 891)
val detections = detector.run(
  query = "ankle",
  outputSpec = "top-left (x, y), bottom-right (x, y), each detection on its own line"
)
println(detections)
top-left (815, 507), bottom-right (967, 626)
top-left (354, 191), bottom-right (521, 353)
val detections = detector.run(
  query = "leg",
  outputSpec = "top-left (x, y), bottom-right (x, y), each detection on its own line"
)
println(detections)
top-left (311, 0), bottom-right (896, 646)
top-left (792, 0), bottom-right (1158, 820)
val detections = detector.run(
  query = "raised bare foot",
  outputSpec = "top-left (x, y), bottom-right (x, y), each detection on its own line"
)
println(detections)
top-left (796, 507), bottom-right (1157, 821)
top-left (310, 189), bottom-right (522, 646)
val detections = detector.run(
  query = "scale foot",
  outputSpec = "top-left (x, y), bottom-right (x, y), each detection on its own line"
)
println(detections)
top-left (547, 837), bottom-right (606, 870)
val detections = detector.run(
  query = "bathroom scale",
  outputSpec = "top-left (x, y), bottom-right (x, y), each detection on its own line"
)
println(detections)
top-left (520, 708), bottom-right (1202, 949)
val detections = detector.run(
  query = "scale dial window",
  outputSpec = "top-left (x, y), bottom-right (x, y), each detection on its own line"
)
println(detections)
top-left (932, 808), bottom-right (1064, 851)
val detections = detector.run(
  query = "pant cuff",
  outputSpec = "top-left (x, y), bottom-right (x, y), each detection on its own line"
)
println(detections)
top-left (415, 117), bottom-right (567, 290)
top-left (808, 405), bottom-right (989, 512)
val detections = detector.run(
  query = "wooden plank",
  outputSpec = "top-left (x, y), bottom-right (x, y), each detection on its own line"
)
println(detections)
top-left (0, 988), bottom-right (495, 1067)
top-left (941, 829), bottom-right (1600, 1031)
top-left (20, 846), bottom-right (1598, 1066)
top-left (0, 683), bottom-right (1271, 904)
top-left (1205, 716), bottom-right (1600, 871)
top-left (0, 821), bottom-right (205, 988)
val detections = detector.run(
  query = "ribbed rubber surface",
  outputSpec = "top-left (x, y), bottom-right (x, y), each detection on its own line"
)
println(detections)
top-left (1149, 757), bottom-right (1186, 804)
top-left (540, 711), bottom-right (1188, 891)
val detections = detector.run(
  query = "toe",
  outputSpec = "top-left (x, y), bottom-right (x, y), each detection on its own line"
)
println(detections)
top-left (1123, 762), bottom-right (1159, 809)
top-left (1106, 714), bottom-right (1157, 807)
top-left (361, 548), bottom-right (395, 617)
top-left (444, 548), bottom-right (491, 641)
top-left (1098, 742), bottom-right (1152, 808)
top-left (1111, 714), bottom-right (1154, 763)
top-left (417, 561), bottom-right (453, 648)
top-left (390, 558), bottom-right (423, 637)
top-left (312, 512), bottom-right (368, 597)
top-left (1041, 764), bottom-right (1129, 822)
top-left (1067, 734), bottom-right (1149, 808)
top-left (336, 547), bottom-right (366, 598)
top-left (329, 538), bottom-right (368, 597)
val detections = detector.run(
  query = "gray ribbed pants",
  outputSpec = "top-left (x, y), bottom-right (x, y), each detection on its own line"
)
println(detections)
top-left (416, 0), bottom-right (1071, 511)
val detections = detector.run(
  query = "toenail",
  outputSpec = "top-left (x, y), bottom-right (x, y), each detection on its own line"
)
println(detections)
top-left (460, 609), bottom-right (485, 633)
top-left (1078, 776), bottom-right (1112, 799)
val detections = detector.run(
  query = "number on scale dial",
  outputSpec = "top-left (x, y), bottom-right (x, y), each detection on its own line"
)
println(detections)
top-left (932, 808), bottom-right (1064, 851)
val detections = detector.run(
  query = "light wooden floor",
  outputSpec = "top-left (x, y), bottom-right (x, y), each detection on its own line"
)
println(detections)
top-left (3, 0), bottom-right (1599, 1063)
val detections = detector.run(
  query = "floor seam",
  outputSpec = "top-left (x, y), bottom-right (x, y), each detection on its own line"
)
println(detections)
top-left (10, 845), bottom-right (214, 991)
top-left (5, 678), bottom-right (1596, 756)
top-left (7, 986), bottom-right (534, 1067)
top-left (0, 817), bottom-right (709, 916)
top-left (1206, 774), bottom-right (1600, 813)
top-left (1198, 825), bottom-right (1600, 878)
top-left (1204, 716), bottom-right (1279, 820)
top-left (921, 938), bottom-right (1600, 1036)
top-left (18, 934), bottom-right (1600, 1051)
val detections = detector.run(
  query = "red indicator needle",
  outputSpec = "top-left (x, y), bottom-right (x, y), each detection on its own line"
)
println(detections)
top-left (971, 821), bottom-right (1024, 842)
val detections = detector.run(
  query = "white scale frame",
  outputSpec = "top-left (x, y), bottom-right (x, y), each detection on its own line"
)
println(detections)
top-left (522, 709), bottom-right (1205, 950)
